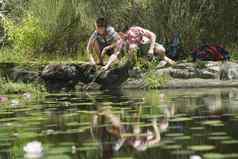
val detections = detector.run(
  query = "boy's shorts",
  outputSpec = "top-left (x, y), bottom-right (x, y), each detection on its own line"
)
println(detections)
top-left (138, 43), bottom-right (164, 57)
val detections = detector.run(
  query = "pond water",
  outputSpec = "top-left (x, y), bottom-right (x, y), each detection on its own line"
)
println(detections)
top-left (0, 88), bottom-right (238, 159)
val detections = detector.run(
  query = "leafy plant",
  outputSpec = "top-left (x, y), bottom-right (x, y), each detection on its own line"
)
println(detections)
top-left (145, 71), bottom-right (171, 89)
top-left (4, 14), bottom-right (47, 53)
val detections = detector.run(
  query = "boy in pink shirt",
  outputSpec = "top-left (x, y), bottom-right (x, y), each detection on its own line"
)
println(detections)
top-left (102, 26), bottom-right (176, 70)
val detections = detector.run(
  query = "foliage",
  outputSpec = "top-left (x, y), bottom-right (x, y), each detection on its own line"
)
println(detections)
top-left (0, 78), bottom-right (47, 97)
top-left (2, 0), bottom-right (238, 59)
top-left (4, 0), bottom-right (29, 20)
top-left (145, 71), bottom-right (171, 89)
top-left (28, 0), bottom-right (94, 54)
top-left (229, 46), bottom-right (238, 61)
top-left (0, 48), bottom-right (26, 63)
top-left (144, 62), bottom-right (171, 89)
top-left (4, 14), bottom-right (46, 53)
top-left (0, 48), bottom-right (88, 63)
top-left (132, 52), bottom-right (171, 89)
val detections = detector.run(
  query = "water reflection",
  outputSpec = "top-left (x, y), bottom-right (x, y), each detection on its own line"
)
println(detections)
top-left (23, 141), bottom-right (43, 159)
top-left (0, 88), bottom-right (238, 159)
top-left (91, 104), bottom-right (175, 158)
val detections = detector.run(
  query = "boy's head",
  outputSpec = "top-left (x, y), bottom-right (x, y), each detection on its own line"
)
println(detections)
top-left (95, 17), bottom-right (107, 35)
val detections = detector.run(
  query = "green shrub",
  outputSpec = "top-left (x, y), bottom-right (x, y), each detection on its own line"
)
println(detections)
top-left (0, 78), bottom-right (47, 100)
top-left (145, 71), bottom-right (171, 89)
top-left (4, 14), bottom-right (46, 54)
top-left (0, 48), bottom-right (26, 63)
top-left (229, 46), bottom-right (238, 61)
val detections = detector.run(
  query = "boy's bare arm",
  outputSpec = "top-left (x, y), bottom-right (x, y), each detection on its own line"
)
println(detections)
top-left (87, 37), bottom-right (96, 65)
top-left (143, 29), bottom-right (156, 54)
top-left (148, 120), bottom-right (160, 145)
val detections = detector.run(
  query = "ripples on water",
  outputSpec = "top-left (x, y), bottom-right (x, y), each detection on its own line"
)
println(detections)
top-left (0, 88), bottom-right (238, 159)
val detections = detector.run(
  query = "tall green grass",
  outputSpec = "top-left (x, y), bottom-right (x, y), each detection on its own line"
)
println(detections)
top-left (3, 0), bottom-right (238, 60)
top-left (0, 48), bottom-right (88, 64)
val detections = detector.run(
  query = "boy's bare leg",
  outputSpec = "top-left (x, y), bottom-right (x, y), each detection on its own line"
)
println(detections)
top-left (154, 45), bottom-right (176, 65)
top-left (92, 41), bottom-right (104, 65)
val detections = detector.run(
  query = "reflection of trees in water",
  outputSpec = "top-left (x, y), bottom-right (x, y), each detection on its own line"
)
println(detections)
top-left (201, 88), bottom-right (238, 114)
top-left (174, 91), bottom-right (226, 115)
top-left (202, 94), bottom-right (223, 114)
top-left (227, 88), bottom-right (238, 112)
top-left (165, 88), bottom-right (238, 115)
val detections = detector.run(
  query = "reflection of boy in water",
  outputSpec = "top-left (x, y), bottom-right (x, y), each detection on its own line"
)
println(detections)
top-left (91, 107), bottom-right (173, 152)
top-left (125, 118), bottom-right (161, 151)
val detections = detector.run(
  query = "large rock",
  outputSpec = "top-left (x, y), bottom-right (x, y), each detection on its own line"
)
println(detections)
top-left (154, 61), bottom-right (238, 80)
top-left (41, 64), bottom-right (81, 91)
top-left (96, 61), bottom-right (132, 89)
top-left (41, 61), bottom-right (132, 91)
top-left (156, 62), bottom-right (221, 79)
top-left (160, 79), bottom-right (238, 89)
top-left (41, 64), bottom-right (80, 81)
top-left (10, 67), bottom-right (40, 83)
top-left (220, 62), bottom-right (238, 80)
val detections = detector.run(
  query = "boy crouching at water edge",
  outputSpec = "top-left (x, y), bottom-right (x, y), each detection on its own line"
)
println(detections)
top-left (101, 26), bottom-right (177, 70)
top-left (86, 17), bottom-right (120, 69)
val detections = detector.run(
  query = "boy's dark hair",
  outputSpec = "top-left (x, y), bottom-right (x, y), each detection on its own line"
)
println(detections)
top-left (96, 17), bottom-right (108, 28)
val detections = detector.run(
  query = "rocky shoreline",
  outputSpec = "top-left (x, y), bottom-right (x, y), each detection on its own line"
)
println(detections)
top-left (123, 61), bottom-right (238, 89)
top-left (1, 61), bottom-right (238, 91)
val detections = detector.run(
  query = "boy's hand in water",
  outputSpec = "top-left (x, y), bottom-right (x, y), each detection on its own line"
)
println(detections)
top-left (89, 59), bottom-right (96, 65)
top-left (90, 62), bottom-right (96, 66)
top-left (101, 65), bottom-right (109, 71)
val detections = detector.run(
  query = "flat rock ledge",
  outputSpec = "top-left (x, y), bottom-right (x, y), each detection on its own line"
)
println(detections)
top-left (160, 79), bottom-right (238, 89)
top-left (122, 61), bottom-right (238, 89)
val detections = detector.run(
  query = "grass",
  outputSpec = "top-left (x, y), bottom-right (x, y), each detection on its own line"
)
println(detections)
top-left (0, 48), bottom-right (88, 64)
top-left (229, 46), bottom-right (238, 61)
top-left (0, 78), bottom-right (47, 98)
top-left (144, 71), bottom-right (171, 89)
top-left (1, 44), bottom-right (237, 64)
top-left (33, 52), bottom-right (88, 64)
top-left (0, 48), bottom-right (26, 63)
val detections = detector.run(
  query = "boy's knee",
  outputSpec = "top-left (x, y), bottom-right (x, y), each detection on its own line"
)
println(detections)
top-left (155, 44), bottom-right (166, 53)
top-left (155, 49), bottom-right (166, 59)
top-left (155, 44), bottom-right (166, 59)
